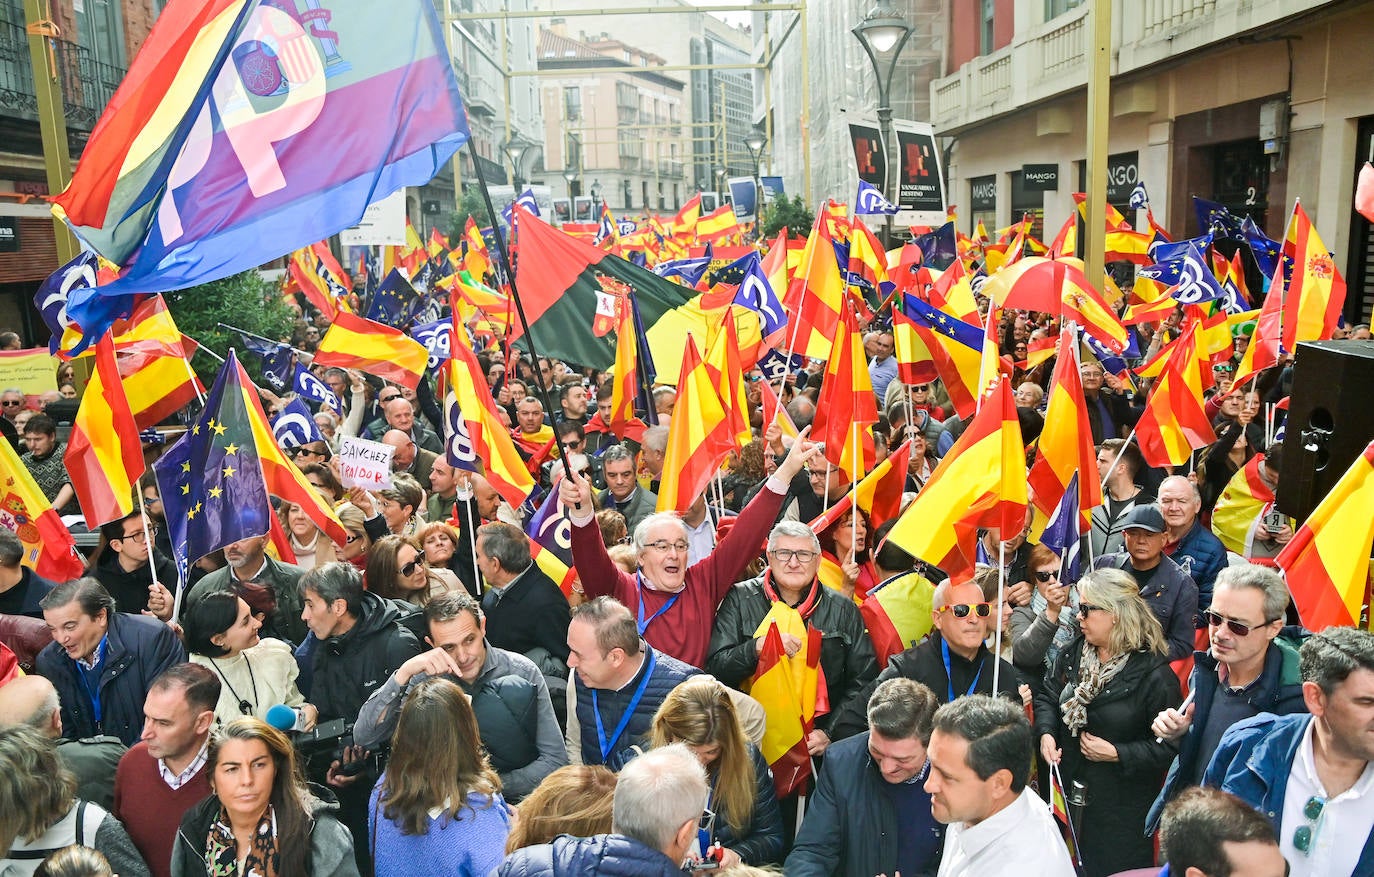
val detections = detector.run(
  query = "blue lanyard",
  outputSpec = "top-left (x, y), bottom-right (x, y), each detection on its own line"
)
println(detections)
top-left (75, 635), bottom-right (108, 724)
top-left (635, 573), bottom-right (679, 635)
top-left (941, 638), bottom-right (984, 703)
top-left (592, 648), bottom-right (657, 761)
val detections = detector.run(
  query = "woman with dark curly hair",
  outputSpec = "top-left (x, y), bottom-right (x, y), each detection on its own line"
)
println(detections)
top-left (171, 718), bottom-right (357, 877)
top-left (817, 507), bottom-right (878, 602)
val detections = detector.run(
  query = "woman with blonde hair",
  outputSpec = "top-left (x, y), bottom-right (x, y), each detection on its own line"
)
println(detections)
top-left (648, 677), bottom-right (783, 868)
top-left (369, 677), bottom-right (508, 876)
top-left (278, 501), bottom-right (340, 571)
top-left (172, 717), bottom-right (357, 877)
top-left (1033, 568), bottom-right (1179, 877)
top-left (504, 766), bottom-right (616, 854)
top-left (415, 521), bottom-right (467, 596)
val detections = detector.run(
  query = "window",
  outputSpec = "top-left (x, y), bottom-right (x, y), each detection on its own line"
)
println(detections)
top-left (563, 86), bottom-right (581, 122)
top-left (77, 0), bottom-right (127, 69)
top-left (980, 0), bottom-right (995, 56)
top-left (1045, 0), bottom-right (1086, 21)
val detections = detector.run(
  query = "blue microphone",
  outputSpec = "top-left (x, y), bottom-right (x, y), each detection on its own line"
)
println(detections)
top-left (265, 704), bottom-right (299, 732)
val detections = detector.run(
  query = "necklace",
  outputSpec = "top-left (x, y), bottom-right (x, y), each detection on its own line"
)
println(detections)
top-left (208, 653), bottom-right (259, 716)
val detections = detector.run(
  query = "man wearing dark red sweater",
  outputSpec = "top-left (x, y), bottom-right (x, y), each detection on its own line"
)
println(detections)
top-left (559, 428), bottom-right (820, 669)
top-left (113, 663), bottom-right (219, 877)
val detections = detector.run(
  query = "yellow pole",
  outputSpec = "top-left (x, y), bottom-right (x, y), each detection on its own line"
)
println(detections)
top-left (1083, 0), bottom-right (1112, 294)
top-left (23, 0), bottom-right (77, 263)
top-left (442, 0), bottom-right (463, 211)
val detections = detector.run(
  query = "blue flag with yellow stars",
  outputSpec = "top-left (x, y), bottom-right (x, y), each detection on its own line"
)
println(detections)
top-left (364, 268), bottom-right (423, 329)
top-left (152, 350), bottom-right (271, 577)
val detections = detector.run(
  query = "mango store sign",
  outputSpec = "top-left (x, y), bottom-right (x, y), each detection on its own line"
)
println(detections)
top-left (338, 436), bottom-right (394, 490)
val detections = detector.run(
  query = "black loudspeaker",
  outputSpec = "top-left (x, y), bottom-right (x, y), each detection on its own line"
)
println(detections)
top-left (1277, 340), bottom-right (1374, 521)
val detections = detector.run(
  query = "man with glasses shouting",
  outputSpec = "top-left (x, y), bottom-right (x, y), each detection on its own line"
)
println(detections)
top-left (1147, 565), bottom-right (1308, 835)
top-left (559, 428), bottom-right (819, 669)
top-left (1201, 626), bottom-right (1374, 877)
top-left (829, 578), bottom-right (1019, 741)
top-left (706, 520), bottom-right (877, 757)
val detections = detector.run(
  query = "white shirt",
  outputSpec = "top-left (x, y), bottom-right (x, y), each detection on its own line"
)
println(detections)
top-left (1279, 719), bottom-right (1374, 877)
top-left (938, 787), bottom-right (1077, 877)
top-left (684, 513), bottom-right (717, 566)
top-left (158, 737), bottom-right (209, 790)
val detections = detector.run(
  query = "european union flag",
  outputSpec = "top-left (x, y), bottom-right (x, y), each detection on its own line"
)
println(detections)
top-left (365, 268), bottom-right (422, 329)
top-left (911, 222), bottom-right (958, 271)
top-left (152, 351), bottom-right (271, 570)
top-left (901, 293), bottom-right (983, 350)
top-left (1193, 197), bottom-right (1244, 240)
top-left (1240, 216), bottom-right (1282, 279)
top-left (1040, 473), bottom-right (1083, 583)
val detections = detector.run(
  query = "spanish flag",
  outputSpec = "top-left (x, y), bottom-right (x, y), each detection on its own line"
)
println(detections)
top-left (748, 604), bottom-right (824, 798)
top-left (313, 311), bottom-right (428, 390)
top-left (1211, 454), bottom-right (1283, 559)
top-left (1280, 201), bottom-right (1346, 351)
top-left (1028, 327), bottom-right (1101, 528)
top-left (696, 204), bottom-right (741, 242)
top-left (656, 336), bottom-right (735, 513)
top-left (1276, 440), bottom-right (1374, 630)
top-left (1136, 322), bottom-right (1216, 468)
top-left (781, 207), bottom-right (847, 360)
top-left (65, 334), bottom-right (145, 527)
top-left (607, 302), bottom-right (638, 440)
top-left (448, 344), bottom-right (535, 510)
top-left (463, 217), bottom-right (491, 281)
top-left (810, 439), bottom-right (912, 534)
top-left (0, 433), bottom-right (85, 581)
top-left (886, 379), bottom-right (1027, 583)
top-left (860, 570), bottom-right (936, 667)
top-left (810, 304), bottom-right (877, 481)
top-left (112, 295), bottom-right (202, 428)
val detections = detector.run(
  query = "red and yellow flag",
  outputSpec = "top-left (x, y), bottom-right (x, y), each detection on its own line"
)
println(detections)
top-left (860, 570), bottom-right (936, 667)
top-left (1281, 201), bottom-right (1346, 351)
top-left (887, 379), bottom-right (1027, 583)
top-left (657, 336), bottom-right (735, 513)
top-left (696, 204), bottom-right (741, 242)
top-left (1028, 328), bottom-right (1101, 528)
top-left (748, 604), bottom-right (824, 798)
top-left (0, 438), bottom-right (84, 581)
top-left (112, 295), bottom-right (202, 428)
top-left (1276, 440), bottom-right (1374, 630)
top-left (463, 217), bottom-right (491, 281)
top-left (810, 305), bottom-right (877, 481)
top-left (811, 439), bottom-right (912, 534)
top-left (65, 334), bottom-right (145, 528)
top-left (448, 344), bottom-right (535, 510)
top-left (781, 207), bottom-right (846, 360)
top-left (607, 302), bottom-right (639, 439)
top-left (314, 311), bottom-right (428, 390)
top-left (1136, 322), bottom-right (1216, 468)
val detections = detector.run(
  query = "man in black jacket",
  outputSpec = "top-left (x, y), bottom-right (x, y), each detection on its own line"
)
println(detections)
top-left (829, 578), bottom-right (1020, 741)
top-left (1092, 504), bottom-right (1199, 661)
top-left (91, 511), bottom-right (177, 618)
top-left (299, 562), bottom-right (422, 875)
top-left (707, 520), bottom-right (878, 756)
top-left (786, 679), bottom-right (943, 877)
top-left (35, 578), bottom-right (186, 746)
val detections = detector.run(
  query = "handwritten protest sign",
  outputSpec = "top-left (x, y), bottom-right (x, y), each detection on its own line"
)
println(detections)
top-left (338, 435), bottom-right (394, 490)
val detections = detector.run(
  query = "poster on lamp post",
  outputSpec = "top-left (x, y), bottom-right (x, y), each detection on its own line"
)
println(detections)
top-left (728, 177), bottom-right (759, 222)
top-left (893, 120), bottom-right (946, 228)
top-left (848, 120), bottom-right (887, 194)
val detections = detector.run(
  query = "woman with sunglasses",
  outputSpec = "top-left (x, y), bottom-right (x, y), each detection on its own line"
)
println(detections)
top-left (1034, 569), bottom-right (1179, 877)
top-left (1009, 544), bottom-right (1080, 688)
top-left (335, 502), bottom-right (371, 571)
top-left (366, 535), bottom-right (446, 607)
top-left (648, 677), bottom-right (783, 868)
top-left (416, 521), bottom-right (469, 596)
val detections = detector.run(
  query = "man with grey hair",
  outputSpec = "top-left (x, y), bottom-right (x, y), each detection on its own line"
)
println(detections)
top-left (0, 527), bottom-right (55, 617)
top-left (598, 444), bottom-right (657, 531)
top-left (1157, 474), bottom-right (1227, 615)
top-left (1203, 626), bottom-right (1374, 876)
top-left (1148, 564), bottom-right (1307, 832)
top-left (561, 429), bottom-right (818, 668)
top-left (0, 386), bottom-right (24, 422)
top-left (927, 694), bottom-right (1075, 877)
top-left (474, 521), bottom-right (571, 667)
top-left (183, 533), bottom-right (306, 645)
top-left (787, 678), bottom-right (943, 876)
top-left (638, 425), bottom-right (668, 495)
top-left (707, 519), bottom-right (877, 757)
top-left (0, 673), bottom-right (125, 809)
top-left (496, 743), bottom-right (708, 876)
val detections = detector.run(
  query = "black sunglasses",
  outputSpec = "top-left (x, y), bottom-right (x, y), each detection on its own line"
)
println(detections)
top-left (1203, 609), bottom-right (1278, 637)
top-left (1034, 570), bottom-right (1060, 583)
top-left (401, 552), bottom-right (427, 577)
top-left (1078, 603), bottom-right (1105, 618)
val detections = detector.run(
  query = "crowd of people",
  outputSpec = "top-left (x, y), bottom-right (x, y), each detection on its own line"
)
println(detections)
top-left (0, 283), bottom-right (1370, 877)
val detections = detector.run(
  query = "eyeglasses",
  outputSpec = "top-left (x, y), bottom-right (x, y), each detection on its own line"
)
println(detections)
top-left (644, 540), bottom-right (689, 554)
top-left (938, 602), bottom-right (991, 618)
top-left (1292, 795), bottom-right (1325, 855)
top-left (770, 548), bottom-right (818, 564)
top-left (1034, 570), bottom-right (1060, 583)
top-left (912, 385), bottom-right (929, 392)
top-left (401, 552), bottom-right (427, 577)
top-left (1, 399), bottom-right (22, 407)
top-left (1077, 603), bottom-right (1105, 618)
top-left (345, 532), bottom-right (363, 544)
top-left (118, 527), bottom-right (158, 544)
top-left (1203, 609), bottom-right (1278, 637)
top-left (379, 394), bottom-right (402, 404)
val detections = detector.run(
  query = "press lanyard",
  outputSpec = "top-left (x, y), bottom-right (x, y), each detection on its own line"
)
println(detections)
top-left (635, 573), bottom-right (679, 635)
top-left (592, 648), bottom-right (657, 761)
top-left (942, 638), bottom-right (984, 703)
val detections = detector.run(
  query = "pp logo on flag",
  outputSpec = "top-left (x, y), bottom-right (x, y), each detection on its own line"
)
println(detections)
top-left (444, 393), bottom-right (479, 471)
top-left (273, 411), bottom-right (316, 449)
top-left (1172, 256), bottom-right (1218, 305)
top-left (534, 503), bottom-right (573, 553)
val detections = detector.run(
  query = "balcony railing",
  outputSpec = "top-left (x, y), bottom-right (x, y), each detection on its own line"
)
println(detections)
top-left (0, 21), bottom-right (125, 130)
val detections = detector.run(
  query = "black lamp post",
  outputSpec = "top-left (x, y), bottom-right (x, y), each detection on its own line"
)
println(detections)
top-left (590, 179), bottom-right (603, 216)
top-left (743, 125), bottom-right (766, 235)
top-left (502, 134), bottom-right (535, 190)
top-left (852, 0), bottom-right (913, 244)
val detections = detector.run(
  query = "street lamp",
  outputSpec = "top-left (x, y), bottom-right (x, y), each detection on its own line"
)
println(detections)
top-left (590, 179), bottom-right (603, 216)
top-left (743, 125), bottom-right (766, 236)
top-left (502, 134), bottom-right (536, 190)
top-left (853, 0), bottom-right (913, 245)
top-left (715, 166), bottom-right (727, 201)
top-left (562, 166), bottom-right (579, 200)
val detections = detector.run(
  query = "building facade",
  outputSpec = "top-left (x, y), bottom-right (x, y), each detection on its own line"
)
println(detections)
top-left (932, 0), bottom-right (1374, 322)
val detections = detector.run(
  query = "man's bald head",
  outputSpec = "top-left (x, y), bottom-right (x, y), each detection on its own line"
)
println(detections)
top-left (382, 429), bottom-right (417, 470)
top-left (471, 473), bottom-right (501, 521)
top-left (0, 675), bottom-right (61, 737)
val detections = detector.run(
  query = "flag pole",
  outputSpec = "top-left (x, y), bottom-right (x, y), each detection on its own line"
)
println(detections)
top-left (465, 491), bottom-right (482, 599)
top-left (993, 539), bottom-right (1005, 693)
top-left (464, 141), bottom-right (582, 477)
top-left (214, 323), bottom-right (310, 359)
top-left (849, 420), bottom-right (860, 560)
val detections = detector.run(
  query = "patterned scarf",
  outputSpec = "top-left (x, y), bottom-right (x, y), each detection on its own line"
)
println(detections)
top-left (205, 806), bottom-right (280, 877)
top-left (1059, 645), bottom-right (1128, 736)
